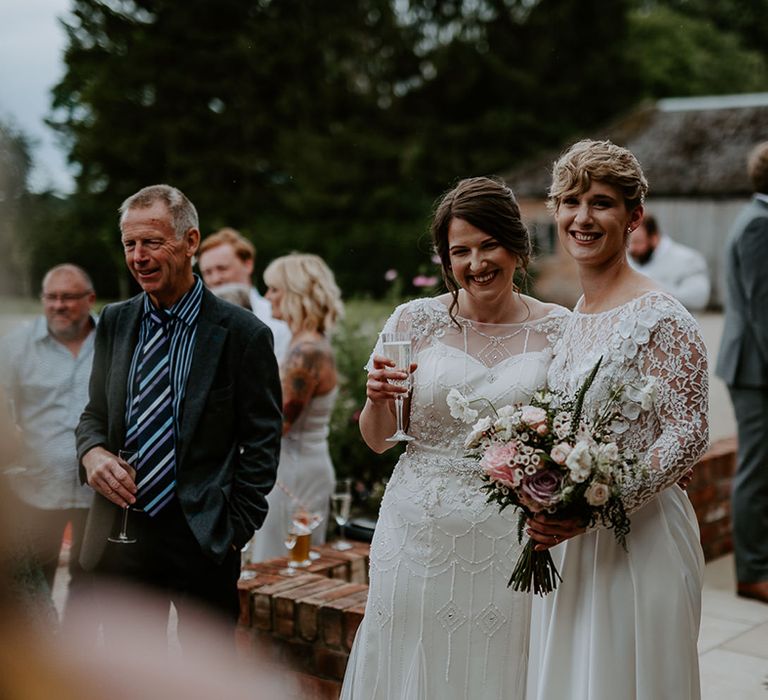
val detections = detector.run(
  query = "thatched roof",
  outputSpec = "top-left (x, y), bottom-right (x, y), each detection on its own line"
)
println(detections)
top-left (506, 93), bottom-right (768, 199)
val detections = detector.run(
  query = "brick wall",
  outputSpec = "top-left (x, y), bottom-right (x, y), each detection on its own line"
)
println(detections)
top-left (238, 438), bottom-right (739, 691)
top-left (687, 436), bottom-right (737, 561)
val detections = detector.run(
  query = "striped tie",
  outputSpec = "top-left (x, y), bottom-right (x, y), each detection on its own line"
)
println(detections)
top-left (125, 309), bottom-right (176, 516)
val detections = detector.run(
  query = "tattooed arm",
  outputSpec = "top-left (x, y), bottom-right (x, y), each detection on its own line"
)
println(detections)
top-left (281, 339), bottom-right (336, 434)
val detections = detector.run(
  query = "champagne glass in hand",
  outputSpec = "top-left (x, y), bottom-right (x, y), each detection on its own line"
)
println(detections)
top-left (380, 332), bottom-right (415, 442)
top-left (331, 479), bottom-right (353, 551)
top-left (108, 450), bottom-right (137, 544)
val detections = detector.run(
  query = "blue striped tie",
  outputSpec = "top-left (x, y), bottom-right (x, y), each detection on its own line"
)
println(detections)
top-left (125, 309), bottom-right (176, 516)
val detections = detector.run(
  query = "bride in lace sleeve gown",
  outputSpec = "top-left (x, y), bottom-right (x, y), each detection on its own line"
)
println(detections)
top-left (340, 178), bottom-right (569, 700)
top-left (526, 141), bottom-right (708, 700)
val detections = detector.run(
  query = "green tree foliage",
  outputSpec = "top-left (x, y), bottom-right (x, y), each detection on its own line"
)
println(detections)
top-left (43, 0), bottom-right (768, 300)
top-left (0, 123), bottom-right (33, 295)
top-left (627, 4), bottom-right (768, 98)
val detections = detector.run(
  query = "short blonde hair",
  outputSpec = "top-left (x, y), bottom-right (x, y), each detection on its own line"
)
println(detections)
top-left (263, 253), bottom-right (343, 335)
top-left (548, 139), bottom-right (648, 211)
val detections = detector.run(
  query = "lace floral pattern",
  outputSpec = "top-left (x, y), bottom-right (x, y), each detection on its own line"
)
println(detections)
top-left (548, 291), bottom-right (709, 514)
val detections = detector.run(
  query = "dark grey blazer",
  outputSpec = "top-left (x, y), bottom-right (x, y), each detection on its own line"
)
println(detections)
top-left (716, 196), bottom-right (768, 387)
top-left (76, 287), bottom-right (282, 568)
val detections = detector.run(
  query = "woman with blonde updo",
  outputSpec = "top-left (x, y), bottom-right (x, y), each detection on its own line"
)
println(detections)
top-left (248, 253), bottom-right (344, 562)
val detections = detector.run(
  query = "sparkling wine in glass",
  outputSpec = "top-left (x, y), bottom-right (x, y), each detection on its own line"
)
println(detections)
top-left (331, 479), bottom-right (353, 551)
top-left (380, 332), bottom-right (414, 442)
top-left (108, 450), bottom-right (137, 544)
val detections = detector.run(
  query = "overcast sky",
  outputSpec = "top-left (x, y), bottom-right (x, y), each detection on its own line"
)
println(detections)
top-left (1, 0), bottom-right (73, 193)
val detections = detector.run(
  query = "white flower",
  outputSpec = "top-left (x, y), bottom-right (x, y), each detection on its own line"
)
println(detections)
top-left (585, 482), bottom-right (610, 506)
top-left (447, 388), bottom-right (478, 424)
top-left (617, 317), bottom-right (635, 339)
top-left (520, 405), bottom-right (547, 428)
top-left (553, 411), bottom-right (572, 439)
top-left (463, 415), bottom-right (493, 448)
top-left (565, 441), bottom-right (593, 483)
top-left (550, 442), bottom-right (573, 465)
top-left (621, 401), bottom-right (641, 420)
top-left (619, 337), bottom-right (639, 359)
top-left (636, 306), bottom-right (661, 328)
top-left (598, 442), bottom-right (619, 462)
top-left (637, 376), bottom-right (657, 410)
top-left (496, 404), bottom-right (517, 419)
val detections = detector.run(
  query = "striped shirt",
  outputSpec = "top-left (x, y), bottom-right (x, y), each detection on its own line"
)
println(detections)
top-left (125, 276), bottom-right (204, 438)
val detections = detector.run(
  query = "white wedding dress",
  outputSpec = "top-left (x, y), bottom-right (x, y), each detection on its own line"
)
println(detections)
top-left (528, 291), bottom-right (707, 700)
top-left (341, 297), bottom-right (568, 700)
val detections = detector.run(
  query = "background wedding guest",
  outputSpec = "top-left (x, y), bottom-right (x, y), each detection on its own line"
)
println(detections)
top-left (248, 253), bottom-right (343, 562)
top-left (716, 140), bottom-right (768, 604)
top-left (210, 282), bottom-right (253, 311)
top-left (0, 263), bottom-right (97, 620)
top-left (628, 212), bottom-right (711, 310)
top-left (197, 227), bottom-right (291, 361)
top-left (76, 184), bottom-right (282, 643)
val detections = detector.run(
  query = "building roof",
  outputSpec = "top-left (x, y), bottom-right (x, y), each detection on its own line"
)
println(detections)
top-left (506, 93), bottom-right (768, 199)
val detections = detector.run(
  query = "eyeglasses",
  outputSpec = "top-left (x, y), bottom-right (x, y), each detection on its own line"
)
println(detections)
top-left (41, 291), bottom-right (93, 303)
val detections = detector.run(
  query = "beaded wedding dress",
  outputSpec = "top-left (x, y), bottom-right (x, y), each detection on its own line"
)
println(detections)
top-left (527, 291), bottom-right (708, 700)
top-left (341, 297), bottom-right (568, 700)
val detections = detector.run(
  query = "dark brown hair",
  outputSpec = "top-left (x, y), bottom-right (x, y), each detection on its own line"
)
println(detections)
top-left (431, 176), bottom-right (531, 323)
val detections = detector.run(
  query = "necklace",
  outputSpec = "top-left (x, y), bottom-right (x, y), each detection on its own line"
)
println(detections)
top-left (461, 319), bottom-right (531, 378)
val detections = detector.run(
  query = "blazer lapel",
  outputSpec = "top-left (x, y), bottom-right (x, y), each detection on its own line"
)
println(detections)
top-left (111, 298), bottom-right (143, 447)
top-left (177, 298), bottom-right (228, 466)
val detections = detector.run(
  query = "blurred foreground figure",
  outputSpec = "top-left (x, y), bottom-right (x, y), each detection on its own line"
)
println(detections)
top-left (0, 482), bottom-right (297, 699)
top-left (716, 141), bottom-right (768, 604)
top-left (198, 227), bottom-right (291, 361)
top-left (76, 184), bottom-right (282, 642)
top-left (0, 264), bottom-right (97, 619)
top-left (628, 213), bottom-right (710, 310)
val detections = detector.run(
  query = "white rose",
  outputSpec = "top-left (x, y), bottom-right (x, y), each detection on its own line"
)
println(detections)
top-left (565, 441), bottom-right (593, 483)
top-left (598, 442), bottom-right (619, 462)
top-left (550, 442), bottom-right (573, 465)
top-left (585, 482), bottom-right (610, 507)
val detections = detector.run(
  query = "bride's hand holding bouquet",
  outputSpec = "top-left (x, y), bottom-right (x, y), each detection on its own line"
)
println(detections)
top-left (449, 357), bottom-right (655, 595)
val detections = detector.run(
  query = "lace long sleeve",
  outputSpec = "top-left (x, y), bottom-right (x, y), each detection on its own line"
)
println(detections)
top-left (618, 313), bottom-right (709, 514)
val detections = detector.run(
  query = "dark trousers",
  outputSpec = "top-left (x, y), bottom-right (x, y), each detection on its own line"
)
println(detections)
top-left (17, 501), bottom-right (90, 615)
top-left (96, 498), bottom-right (240, 648)
top-left (729, 387), bottom-right (768, 583)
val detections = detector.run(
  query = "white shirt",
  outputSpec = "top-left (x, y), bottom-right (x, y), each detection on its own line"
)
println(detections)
top-left (249, 287), bottom-right (291, 363)
top-left (0, 316), bottom-right (96, 509)
top-left (628, 236), bottom-right (711, 311)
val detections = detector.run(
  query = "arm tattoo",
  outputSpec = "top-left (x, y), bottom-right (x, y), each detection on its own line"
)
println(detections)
top-left (281, 341), bottom-right (330, 431)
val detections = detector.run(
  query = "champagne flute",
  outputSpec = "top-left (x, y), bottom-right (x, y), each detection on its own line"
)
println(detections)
top-left (108, 450), bottom-right (137, 544)
top-left (380, 331), bottom-right (415, 442)
top-left (331, 479), bottom-right (353, 551)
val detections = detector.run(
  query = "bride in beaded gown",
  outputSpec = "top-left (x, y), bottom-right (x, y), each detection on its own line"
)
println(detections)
top-left (525, 141), bottom-right (707, 700)
top-left (341, 177), bottom-right (568, 699)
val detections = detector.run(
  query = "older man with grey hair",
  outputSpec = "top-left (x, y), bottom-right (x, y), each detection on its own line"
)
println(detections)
top-left (0, 263), bottom-right (97, 616)
top-left (76, 184), bottom-right (282, 640)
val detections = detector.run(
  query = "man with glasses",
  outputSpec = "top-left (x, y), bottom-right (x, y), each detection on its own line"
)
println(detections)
top-left (0, 263), bottom-right (97, 619)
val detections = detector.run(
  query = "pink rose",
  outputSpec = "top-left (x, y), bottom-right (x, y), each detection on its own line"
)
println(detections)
top-left (550, 442), bottom-right (573, 465)
top-left (520, 406), bottom-right (547, 430)
top-left (482, 444), bottom-right (520, 486)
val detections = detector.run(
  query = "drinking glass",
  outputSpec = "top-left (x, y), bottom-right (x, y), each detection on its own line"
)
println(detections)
top-left (108, 450), bottom-right (137, 544)
top-left (330, 479), bottom-right (353, 551)
top-left (279, 506), bottom-right (312, 575)
top-left (379, 332), bottom-right (414, 442)
top-left (240, 542), bottom-right (257, 580)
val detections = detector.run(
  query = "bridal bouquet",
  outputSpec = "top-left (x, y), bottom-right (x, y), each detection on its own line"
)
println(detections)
top-left (448, 358), bottom-right (652, 596)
